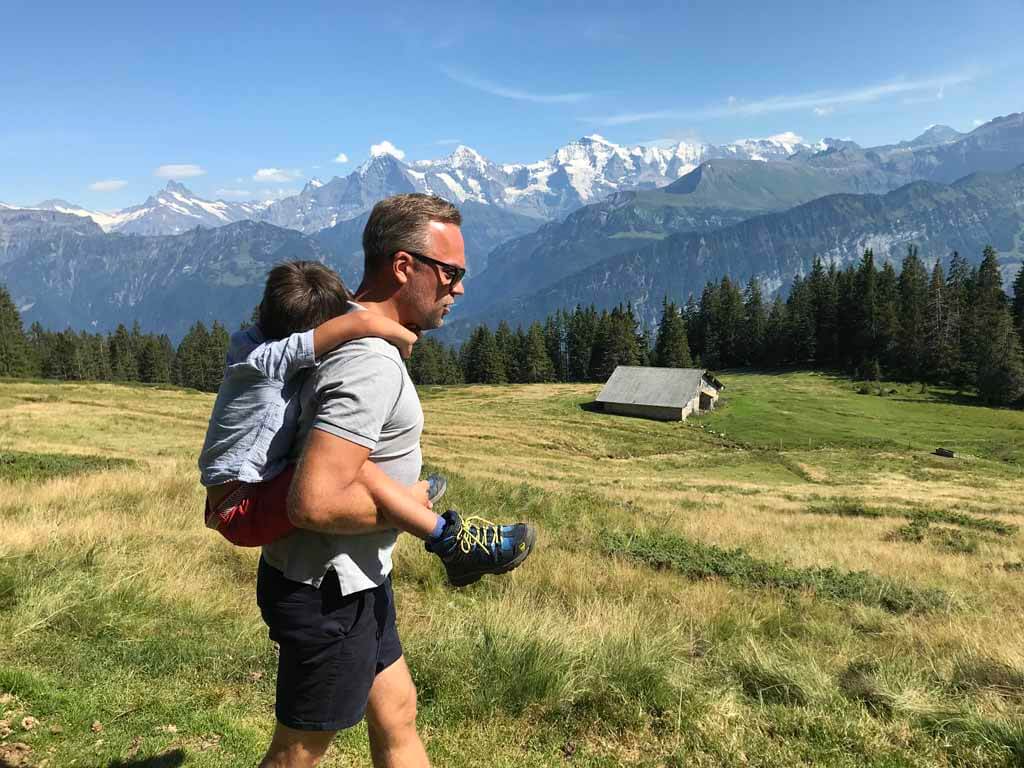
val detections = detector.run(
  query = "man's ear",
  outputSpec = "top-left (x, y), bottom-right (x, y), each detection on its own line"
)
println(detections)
top-left (392, 251), bottom-right (413, 285)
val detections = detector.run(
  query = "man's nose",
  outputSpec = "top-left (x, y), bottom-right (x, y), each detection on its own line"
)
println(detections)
top-left (452, 279), bottom-right (465, 297)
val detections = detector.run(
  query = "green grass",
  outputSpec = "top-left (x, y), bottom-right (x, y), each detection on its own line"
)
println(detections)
top-left (701, 370), bottom-right (1024, 464)
top-left (806, 498), bottom-right (1017, 536)
top-left (0, 450), bottom-right (135, 482)
top-left (601, 530), bottom-right (950, 614)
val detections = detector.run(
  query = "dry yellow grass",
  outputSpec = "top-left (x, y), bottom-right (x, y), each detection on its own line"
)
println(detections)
top-left (1, 375), bottom-right (1023, 766)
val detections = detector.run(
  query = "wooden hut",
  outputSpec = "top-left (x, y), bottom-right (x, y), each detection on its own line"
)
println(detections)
top-left (594, 366), bottom-right (723, 421)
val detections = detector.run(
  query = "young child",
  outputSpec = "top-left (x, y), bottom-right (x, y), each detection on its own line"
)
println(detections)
top-left (199, 260), bottom-right (535, 587)
top-left (199, 260), bottom-right (436, 543)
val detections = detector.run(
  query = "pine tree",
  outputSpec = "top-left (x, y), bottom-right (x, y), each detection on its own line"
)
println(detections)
top-left (833, 266), bottom-right (858, 371)
top-left (138, 336), bottom-right (171, 383)
top-left (493, 321), bottom-right (517, 384)
top-left (566, 306), bottom-right (599, 382)
top-left (852, 250), bottom-right (879, 371)
top-left (696, 283), bottom-right (721, 368)
top-left (897, 245), bottom-right (929, 380)
top-left (945, 251), bottom-right (973, 391)
top-left (0, 283), bottom-right (32, 377)
top-left (462, 325), bottom-right (505, 384)
top-left (741, 278), bottom-right (767, 367)
top-left (174, 322), bottom-right (210, 390)
top-left (443, 346), bottom-right (464, 384)
top-left (203, 321), bottom-right (230, 392)
top-left (975, 305), bottom-right (1024, 405)
top-left (543, 311), bottom-right (567, 382)
top-left (1013, 265), bottom-right (1024, 342)
top-left (521, 322), bottom-right (555, 383)
top-left (158, 335), bottom-right (176, 381)
top-left (28, 322), bottom-right (49, 378)
top-left (876, 261), bottom-right (901, 373)
top-left (654, 298), bottom-right (692, 368)
top-left (408, 336), bottom-right (445, 385)
top-left (808, 259), bottom-right (839, 365)
top-left (968, 246), bottom-right (1016, 400)
top-left (764, 297), bottom-right (789, 367)
top-left (92, 333), bottom-right (113, 380)
top-left (786, 275), bottom-right (816, 363)
top-left (108, 324), bottom-right (139, 381)
top-left (715, 276), bottom-right (745, 367)
top-left (925, 261), bottom-right (954, 383)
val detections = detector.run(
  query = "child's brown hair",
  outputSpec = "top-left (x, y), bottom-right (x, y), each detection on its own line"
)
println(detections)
top-left (259, 261), bottom-right (351, 340)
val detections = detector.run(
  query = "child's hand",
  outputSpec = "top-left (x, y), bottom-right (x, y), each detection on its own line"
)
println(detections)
top-left (408, 480), bottom-right (432, 509)
top-left (391, 325), bottom-right (420, 360)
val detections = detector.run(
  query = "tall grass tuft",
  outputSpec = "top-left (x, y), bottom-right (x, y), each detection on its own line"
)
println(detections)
top-left (601, 530), bottom-right (949, 614)
top-left (0, 450), bottom-right (135, 482)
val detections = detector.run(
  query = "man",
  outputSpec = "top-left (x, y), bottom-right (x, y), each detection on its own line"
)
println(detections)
top-left (256, 194), bottom-right (534, 767)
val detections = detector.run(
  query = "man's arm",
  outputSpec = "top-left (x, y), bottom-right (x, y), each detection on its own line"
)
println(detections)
top-left (287, 428), bottom-right (387, 534)
top-left (287, 428), bottom-right (434, 535)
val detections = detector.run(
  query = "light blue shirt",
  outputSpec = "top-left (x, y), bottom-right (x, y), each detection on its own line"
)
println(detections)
top-left (198, 325), bottom-right (315, 486)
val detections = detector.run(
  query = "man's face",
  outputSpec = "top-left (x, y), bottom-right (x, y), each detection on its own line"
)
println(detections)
top-left (401, 222), bottom-right (466, 331)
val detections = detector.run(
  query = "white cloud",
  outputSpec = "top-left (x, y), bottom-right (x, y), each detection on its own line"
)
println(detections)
top-left (253, 167), bottom-right (303, 183)
top-left (333, 152), bottom-right (349, 164)
top-left (370, 141), bottom-right (406, 160)
top-left (154, 163), bottom-right (206, 178)
top-left (586, 70), bottom-right (975, 126)
top-left (813, 106), bottom-right (835, 116)
top-left (88, 179), bottom-right (128, 192)
top-left (973, 118), bottom-right (985, 127)
top-left (442, 65), bottom-right (593, 104)
top-left (214, 188), bottom-right (253, 199)
top-left (258, 188), bottom-right (299, 202)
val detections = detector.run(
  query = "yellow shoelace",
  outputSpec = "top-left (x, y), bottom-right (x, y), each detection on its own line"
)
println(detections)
top-left (456, 516), bottom-right (502, 555)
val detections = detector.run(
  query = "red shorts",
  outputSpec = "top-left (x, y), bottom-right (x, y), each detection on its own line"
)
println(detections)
top-left (204, 466), bottom-right (296, 547)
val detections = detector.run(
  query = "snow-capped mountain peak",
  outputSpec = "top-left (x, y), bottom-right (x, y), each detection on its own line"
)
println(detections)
top-left (20, 128), bottom-right (823, 236)
top-left (726, 132), bottom-right (809, 161)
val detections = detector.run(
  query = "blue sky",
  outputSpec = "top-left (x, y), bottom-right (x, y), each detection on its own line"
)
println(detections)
top-left (2, 0), bottom-right (1022, 210)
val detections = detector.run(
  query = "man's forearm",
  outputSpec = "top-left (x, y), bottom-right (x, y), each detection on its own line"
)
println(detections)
top-left (288, 462), bottom-right (433, 536)
top-left (288, 471), bottom-right (392, 534)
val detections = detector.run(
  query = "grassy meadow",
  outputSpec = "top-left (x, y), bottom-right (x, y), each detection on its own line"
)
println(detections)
top-left (0, 372), bottom-right (1022, 767)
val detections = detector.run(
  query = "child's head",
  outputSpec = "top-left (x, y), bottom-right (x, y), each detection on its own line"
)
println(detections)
top-left (259, 261), bottom-right (351, 340)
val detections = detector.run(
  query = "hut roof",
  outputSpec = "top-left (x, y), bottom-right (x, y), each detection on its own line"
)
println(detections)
top-left (596, 366), bottom-right (711, 409)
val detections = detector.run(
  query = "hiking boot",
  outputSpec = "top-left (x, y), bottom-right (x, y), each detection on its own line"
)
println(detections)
top-left (425, 509), bottom-right (536, 588)
top-left (426, 473), bottom-right (447, 505)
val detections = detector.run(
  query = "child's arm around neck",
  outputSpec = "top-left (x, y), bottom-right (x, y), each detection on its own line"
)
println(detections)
top-left (312, 310), bottom-right (419, 360)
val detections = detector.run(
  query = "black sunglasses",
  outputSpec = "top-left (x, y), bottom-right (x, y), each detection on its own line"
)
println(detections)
top-left (402, 250), bottom-right (466, 288)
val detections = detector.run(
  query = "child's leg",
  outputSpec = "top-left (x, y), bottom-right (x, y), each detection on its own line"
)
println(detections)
top-left (352, 462), bottom-right (444, 540)
top-left (212, 468), bottom-right (296, 547)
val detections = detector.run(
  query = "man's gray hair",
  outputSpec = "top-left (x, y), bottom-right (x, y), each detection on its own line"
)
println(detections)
top-left (362, 193), bottom-right (462, 277)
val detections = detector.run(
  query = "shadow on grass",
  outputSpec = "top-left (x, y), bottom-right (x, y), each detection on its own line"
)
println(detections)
top-left (107, 750), bottom-right (186, 768)
top-left (578, 401), bottom-right (603, 413)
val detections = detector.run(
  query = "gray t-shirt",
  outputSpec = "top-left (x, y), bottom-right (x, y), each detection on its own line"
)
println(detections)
top-left (261, 305), bottom-right (423, 594)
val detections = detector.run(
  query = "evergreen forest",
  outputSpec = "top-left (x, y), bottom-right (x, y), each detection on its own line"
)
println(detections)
top-left (2, 246), bottom-right (1023, 406)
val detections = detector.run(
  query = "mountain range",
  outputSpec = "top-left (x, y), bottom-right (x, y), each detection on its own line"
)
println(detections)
top-left (439, 164), bottom-right (1024, 344)
top-left (6, 132), bottom-right (819, 237)
top-left (3, 112), bottom-right (1023, 342)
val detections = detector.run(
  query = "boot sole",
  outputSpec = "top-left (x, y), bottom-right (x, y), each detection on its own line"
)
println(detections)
top-left (427, 474), bottom-right (447, 505)
top-left (449, 525), bottom-right (537, 588)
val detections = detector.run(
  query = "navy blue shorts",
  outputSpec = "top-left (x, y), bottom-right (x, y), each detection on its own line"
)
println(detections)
top-left (256, 557), bottom-right (403, 731)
